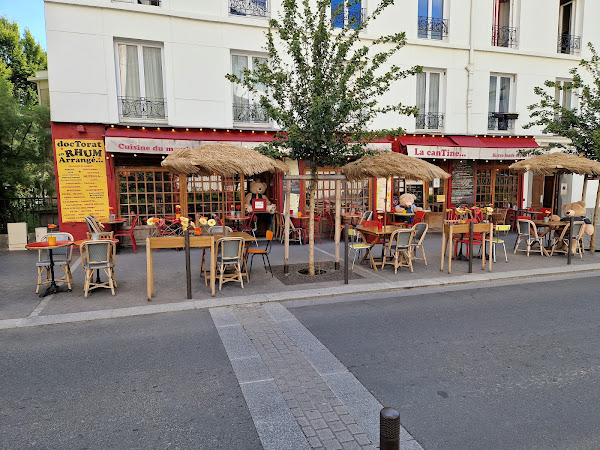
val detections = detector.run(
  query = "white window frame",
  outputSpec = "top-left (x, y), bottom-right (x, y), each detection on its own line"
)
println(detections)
top-left (415, 69), bottom-right (446, 131)
top-left (228, 0), bottom-right (270, 18)
top-left (330, 0), bottom-right (367, 29)
top-left (231, 53), bottom-right (271, 127)
top-left (555, 78), bottom-right (577, 111)
top-left (114, 40), bottom-right (168, 123)
top-left (488, 73), bottom-right (516, 131)
top-left (417, 0), bottom-right (448, 40)
top-left (492, 0), bottom-right (520, 48)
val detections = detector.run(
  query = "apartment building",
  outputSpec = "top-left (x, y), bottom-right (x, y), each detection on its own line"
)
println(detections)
top-left (44, 0), bottom-right (599, 237)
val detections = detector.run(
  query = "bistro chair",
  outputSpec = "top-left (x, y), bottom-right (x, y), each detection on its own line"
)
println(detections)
top-left (412, 210), bottom-right (427, 225)
top-left (492, 208), bottom-right (509, 229)
top-left (505, 208), bottom-right (517, 230)
top-left (323, 209), bottom-right (336, 239)
top-left (80, 240), bottom-right (117, 298)
top-left (347, 228), bottom-right (371, 270)
top-left (514, 218), bottom-right (548, 257)
top-left (36, 232), bottom-right (74, 294)
top-left (490, 224), bottom-right (511, 263)
top-left (410, 223), bottom-right (429, 265)
top-left (85, 215), bottom-right (104, 234)
top-left (239, 213), bottom-right (258, 245)
top-left (215, 237), bottom-right (245, 291)
top-left (114, 214), bottom-right (139, 253)
top-left (247, 230), bottom-right (274, 277)
top-left (86, 231), bottom-right (114, 240)
top-left (209, 226), bottom-right (233, 233)
top-left (301, 213), bottom-right (323, 244)
top-left (382, 228), bottom-right (416, 274)
top-left (550, 221), bottom-right (585, 258)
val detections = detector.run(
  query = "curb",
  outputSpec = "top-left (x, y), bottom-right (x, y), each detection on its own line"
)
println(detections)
top-left (2, 264), bottom-right (600, 330)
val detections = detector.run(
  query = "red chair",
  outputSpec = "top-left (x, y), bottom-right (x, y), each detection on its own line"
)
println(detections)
top-left (115, 214), bottom-right (139, 253)
top-left (301, 213), bottom-right (323, 244)
top-left (239, 213), bottom-right (257, 241)
top-left (413, 210), bottom-right (427, 224)
top-left (536, 208), bottom-right (552, 220)
top-left (471, 207), bottom-right (483, 223)
top-left (446, 208), bottom-right (458, 221)
top-left (506, 208), bottom-right (517, 230)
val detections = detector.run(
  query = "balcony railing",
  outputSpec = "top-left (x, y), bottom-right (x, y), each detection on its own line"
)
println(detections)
top-left (417, 16), bottom-right (448, 39)
top-left (332, 7), bottom-right (367, 28)
top-left (113, 0), bottom-right (161, 5)
top-left (488, 112), bottom-right (517, 131)
top-left (233, 103), bottom-right (269, 123)
top-left (118, 97), bottom-right (167, 121)
top-left (416, 113), bottom-right (445, 130)
top-left (558, 34), bottom-right (581, 55)
top-left (229, 0), bottom-right (269, 18)
top-left (491, 26), bottom-right (518, 48)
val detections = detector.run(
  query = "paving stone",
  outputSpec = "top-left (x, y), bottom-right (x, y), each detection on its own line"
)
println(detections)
top-left (316, 428), bottom-right (335, 441)
top-left (310, 418), bottom-right (328, 430)
top-left (302, 426), bottom-right (317, 438)
top-left (297, 416), bottom-right (310, 427)
top-left (354, 434), bottom-right (371, 446)
top-left (307, 436), bottom-right (322, 447)
top-left (317, 402), bottom-right (333, 413)
top-left (347, 423), bottom-right (363, 435)
top-left (329, 421), bottom-right (346, 432)
top-left (339, 414), bottom-right (356, 425)
top-left (323, 439), bottom-right (343, 450)
top-left (323, 411), bottom-right (339, 422)
top-left (306, 409), bottom-right (321, 420)
top-left (340, 441), bottom-right (362, 450)
top-left (336, 430), bottom-right (354, 443)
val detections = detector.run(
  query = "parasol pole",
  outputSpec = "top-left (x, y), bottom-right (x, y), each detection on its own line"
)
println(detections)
top-left (551, 173), bottom-right (557, 215)
top-left (384, 177), bottom-right (388, 226)
top-left (581, 175), bottom-right (588, 201)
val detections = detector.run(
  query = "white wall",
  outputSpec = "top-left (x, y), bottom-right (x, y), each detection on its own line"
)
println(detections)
top-left (45, 0), bottom-right (600, 135)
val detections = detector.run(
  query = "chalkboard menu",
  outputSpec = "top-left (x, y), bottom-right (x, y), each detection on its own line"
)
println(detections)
top-left (451, 161), bottom-right (474, 205)
top-left (405, 183), bottom-right (424, 206)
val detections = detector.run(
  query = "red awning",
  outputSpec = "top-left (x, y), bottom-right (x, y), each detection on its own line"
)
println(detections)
top-left (449, 136), bottom-right (484, 147)
top-left (468, 136), bottom-right (539, 148)
top-left (398, 136), bottom-right (457, 146)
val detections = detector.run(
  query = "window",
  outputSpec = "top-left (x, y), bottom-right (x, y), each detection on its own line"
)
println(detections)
top-left (558, 0), bottom-right (580, 54)
top-left (116, 42), bottom-right (166, 121)
top-left (492, 0), bottom-right (518, 48)
top-left (302, 168), bottom-right (370, 216)
top-left (488, 74), bottom-right (515, 131)
top-left (113, 0), bottom-right (161, 5)
top-left (555, 79), bottom-right (575, 110)
top-left (232, 54), bottom-right (269, 124)
top-left (416, 70), bottom-right (444, 130)
top-left (475, 163), bottom-right (519, 208)
top-left (187, 175), bottom-right (245, 219)
top-left (418, 0), bottom-right (447, 40)
top-left (117, 169), bottom-right (179, 222)
top-left (229, 0), bottom-right (269, 18)
top-left (331, 0), bottom-right (364, 29)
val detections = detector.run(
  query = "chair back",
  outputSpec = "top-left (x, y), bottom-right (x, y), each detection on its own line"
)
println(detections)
top-left (536, 208), bottom-right (552, 220)
top-left (494, 224), bottom-right (511, 236)
top-left (85, 216), bottom-right (103, 233)
top-left (40, 232), bottom-right (74, 261)
top-left (413, 210), bottom-right (427, 224)
top-left (81, 240), bottom-right (114, 268)
top-left (86, 231), bottom-right (114, 240)
top-left (446, 209), bottom-right (458, 221)
top-left (129, 214), bottom-right (139, 229)
top-left (413, 222), bottom-right (428, 244)
top-left (506, 209), bottom-right (516, 220)
top-left (360, 220), bottom-right (381, 243)
top-left (266, 230), bottom-right (274, 241)
top-left (517, 218), bottom-right (540, 239)
top-left (471, 207), bottom-right (483, 223)
top-left (571, 221), bottom-right (585, 239)
top-left (389, 228), bottom-right (414, 250)
top-left (314, 212), bottom-right (322, 224)
top-left (217, 237), bottom-right (244, 262)
top-left (210, 226), bottom-right (233, 233)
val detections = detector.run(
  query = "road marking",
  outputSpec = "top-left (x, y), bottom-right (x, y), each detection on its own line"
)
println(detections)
top-left (28, 257), bottom-right (82, 318)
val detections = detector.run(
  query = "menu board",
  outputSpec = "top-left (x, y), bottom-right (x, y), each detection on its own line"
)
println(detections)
top-left (451, 161), bottom-right (474, 205)
top-left (55, 139), bottom-right (110, 222)
top-left (405, 183), bottom-right (424, 206)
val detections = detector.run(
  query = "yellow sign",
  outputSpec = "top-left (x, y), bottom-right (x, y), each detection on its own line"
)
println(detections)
top-left (56, 139), bottom-right (110, 223)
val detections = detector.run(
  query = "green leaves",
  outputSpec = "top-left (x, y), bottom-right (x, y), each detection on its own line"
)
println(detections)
top-left (226, 0), bottom-right (418, 170)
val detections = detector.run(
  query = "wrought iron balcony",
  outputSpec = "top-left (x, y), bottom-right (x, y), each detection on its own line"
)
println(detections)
top-left (488, 112), bottom-right (517, 131)
top-left (229, 0), bottom-right (269, 18)
top-left (417, 16), bottom-right (448, 39)
top-left (332, 7), bottom-right (366, 28)
top-left (118, 97), bottom-right (167, 121)
top-left (233, 103), bottom-right (269, 123)
top-left (558, 34), bottom-right (581, 55)
top-left (113, 0), bottom-right (161, 5)
top-left (491, 26), bottom-right (518, 48)
top-left (416, 113), bottom-right (445, 130)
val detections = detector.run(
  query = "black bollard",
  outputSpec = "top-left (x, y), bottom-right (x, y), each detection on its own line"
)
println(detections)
top-left (185, 229), bottom-right (192, 299)
top-left (468, 221), bottom-right (474, 273)
top-left (380, 407), bottom-right (400, 450)
top-left (567, 216), bottom-right (573, 265)
top-left (344, 224), bottom-right (349, 284)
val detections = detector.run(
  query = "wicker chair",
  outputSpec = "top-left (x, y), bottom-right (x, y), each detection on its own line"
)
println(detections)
top-left (36, 232), bottom-right (74, 294)
top-left (80, 240), bottom-right (117, 298)
top-left (382, 228), bottom-right (416, 273)
top-left (216, 237), bottom-right (245, 290)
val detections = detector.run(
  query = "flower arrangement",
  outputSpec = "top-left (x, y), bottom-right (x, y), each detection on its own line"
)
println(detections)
top-left (455, 207), bottom-right (470, 216)
top-left (485, 206), bottom-right (494, 216)
top-left (180, 217), bottom-right (195, 232)
top-left (198, 216), bottom-right (208, 226)
top-left (207, 218), bottom-right (216, 227)
top-left (146, 217), bottom-right (159, 226)
top-left (175, 204), bottom-right (181, 219)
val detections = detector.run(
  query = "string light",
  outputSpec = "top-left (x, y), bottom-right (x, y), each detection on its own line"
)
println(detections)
top-left (126, 125), bottom-right (130, 129)
top-left (157, 127), bottom-right (161, 131)
top-left (142, 126), bottom-right (145, 130)
top-left (186, 128), bottom-right (189, 131)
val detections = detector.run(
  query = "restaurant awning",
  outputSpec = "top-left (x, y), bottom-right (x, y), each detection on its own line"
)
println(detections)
top-left (400, 135), bottom-right (539, 160)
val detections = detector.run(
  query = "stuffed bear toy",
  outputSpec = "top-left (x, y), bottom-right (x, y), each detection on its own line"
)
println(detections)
top-left (550, 200), bottom-right (594, 235)
top-left (394, 193), bottom-right (423, 213)
top-left (245, 180), bottom-right (277, 214)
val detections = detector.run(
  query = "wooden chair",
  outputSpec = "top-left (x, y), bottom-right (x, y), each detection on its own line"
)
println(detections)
top-left (80, 240), bottom-right (117, 298)
top-left (114, 214), bottom-right (139, 253)
top-left (410, 223), bottom-right (428, 265)
top-left (550, 221), bottom-right (585, 258)
top-left (36, 232), bottom-right (74, 294)
top-left (85, 215), bottom-right (104, 234)
top-left (247, 230), bottom-right (274, 277)
top-left (86, 231), bottom-right (114, 240)
top-left (216, 237), bottom-right (245, 291)
top-left (381, 228), bottom-right (416, 273)
top-left (492, 208), bottom-right (508, 227)
top-left (514, 219), bottom-right (548, 256)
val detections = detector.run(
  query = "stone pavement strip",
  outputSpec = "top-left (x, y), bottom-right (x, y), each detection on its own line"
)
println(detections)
top-left (210, 303), bottom-right (423, 450)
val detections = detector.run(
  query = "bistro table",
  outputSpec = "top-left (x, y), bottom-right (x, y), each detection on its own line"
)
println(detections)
top-left (441, 222), bottom-right (493, 274)
top-left (353, 225), bottom-right (403, 271)
top-left (101, 217), bottom-right (127, 233)
top-left (25, 240), bottom-right (74, 297)
top-left (530, 219), bottom-right (568, 248)
top-left (223, 213), bottom-right (250, 229)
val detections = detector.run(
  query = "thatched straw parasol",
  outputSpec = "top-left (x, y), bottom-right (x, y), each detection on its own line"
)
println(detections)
top-left (161, 143), bottom-right (289, 176)
top-left (509, 152), bottom-right (600, 176)
top-left (341, 151), bottom-right (450, 181)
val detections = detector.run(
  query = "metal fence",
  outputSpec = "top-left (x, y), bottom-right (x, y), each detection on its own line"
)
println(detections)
top-left (0, 197), bottom-right (59, 234)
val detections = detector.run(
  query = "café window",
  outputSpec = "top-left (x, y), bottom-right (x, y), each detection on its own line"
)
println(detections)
top-left (475, 163), bottom-right (520, 208)
top-left (304, 168), bottom-right (370, 214)
top-left (117, 168), bottom-right (180, 223)
top-left (186, 174), bottom-right (245, 219)
top-left (116, 41), bottom-right (166, 122)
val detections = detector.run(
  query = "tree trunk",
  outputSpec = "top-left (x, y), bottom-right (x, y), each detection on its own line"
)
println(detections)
top-left (590, 181), bottom-right (600, 252)
top-left (308, 168), bottom-right (317, 275)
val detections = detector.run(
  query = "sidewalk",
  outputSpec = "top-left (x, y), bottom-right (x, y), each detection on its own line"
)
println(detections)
top-left (2, 231), bottom-right (600, 328)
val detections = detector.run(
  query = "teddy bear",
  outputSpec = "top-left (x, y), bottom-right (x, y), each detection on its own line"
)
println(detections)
top-left (245, 179), bottom-right (277, 214)
top-left (549, 200), bottom-right (594, 235)
top-left (394, 193), bottom-right (423, 213)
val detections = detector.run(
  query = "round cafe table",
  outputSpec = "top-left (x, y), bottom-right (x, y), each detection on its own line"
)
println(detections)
top-left (25, 240), bottom-right (74, 297)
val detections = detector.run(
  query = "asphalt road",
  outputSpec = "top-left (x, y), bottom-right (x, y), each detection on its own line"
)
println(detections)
top-left (290, 275), bottom-right (600, 450)
top-left (0, 310), bottom-right (261, 450)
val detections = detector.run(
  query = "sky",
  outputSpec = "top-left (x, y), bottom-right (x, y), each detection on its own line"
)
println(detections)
top-left (0, 0), bottom-right (47, 49)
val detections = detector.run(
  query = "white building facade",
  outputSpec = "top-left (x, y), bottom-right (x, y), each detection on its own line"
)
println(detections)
top-left (44, 0), bottom-right (600, 236)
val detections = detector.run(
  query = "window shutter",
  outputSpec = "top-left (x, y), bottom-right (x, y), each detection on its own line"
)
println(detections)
top-left (347, 1), bottom-right (362, 29)
top-left (331, 0), bottom-right (344, 28)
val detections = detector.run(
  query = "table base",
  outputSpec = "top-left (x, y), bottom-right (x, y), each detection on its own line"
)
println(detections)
top-left (40, 281), bottom-right (71, 297)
